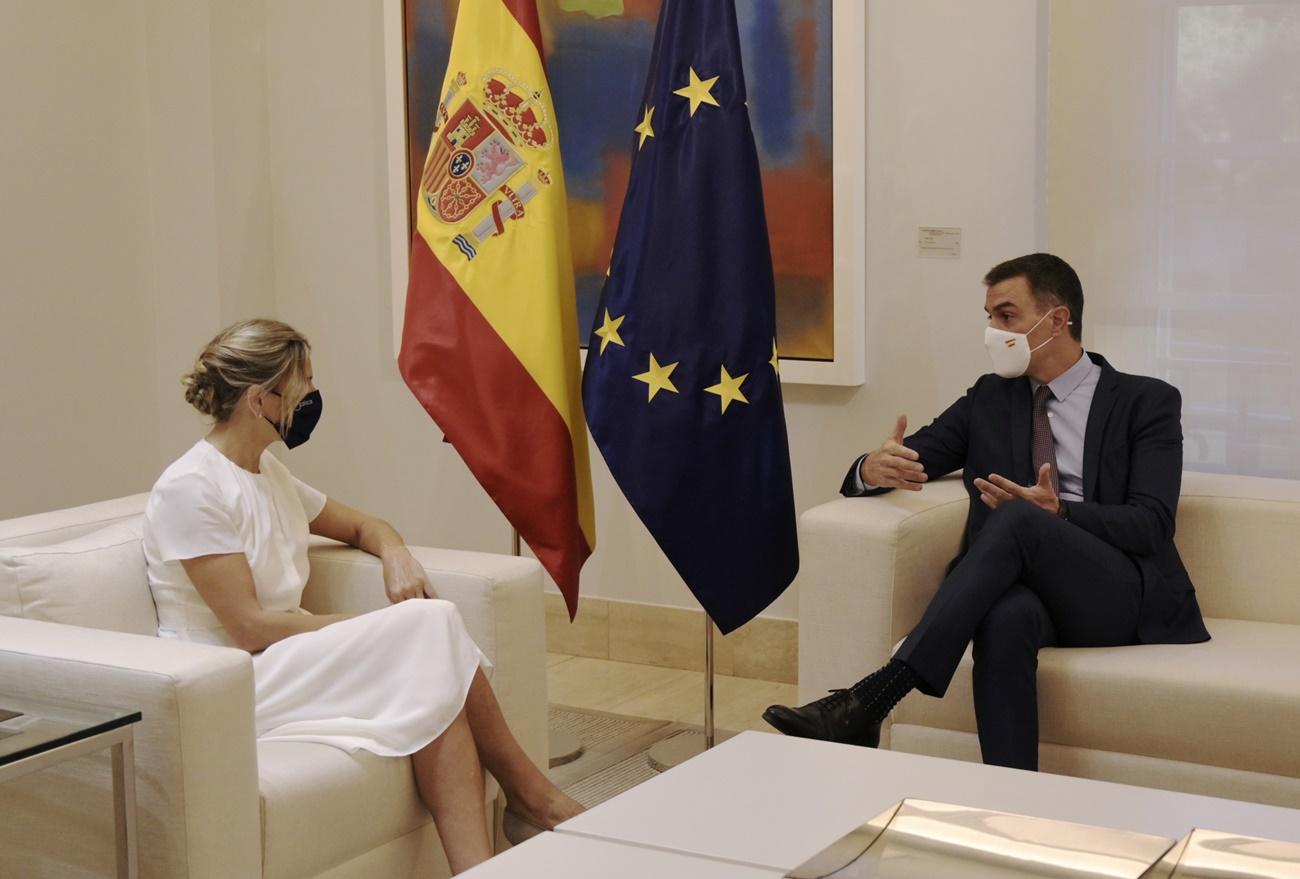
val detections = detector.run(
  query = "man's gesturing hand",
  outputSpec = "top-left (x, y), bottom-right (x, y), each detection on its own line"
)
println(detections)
top-left (974, 464), bottom-right (1060, 514)
top-left (859, 415), bottom-right (928, 492)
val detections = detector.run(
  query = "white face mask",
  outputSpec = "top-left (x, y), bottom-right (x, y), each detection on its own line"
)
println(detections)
top-left (984, 309), bottom-right (1060, 378)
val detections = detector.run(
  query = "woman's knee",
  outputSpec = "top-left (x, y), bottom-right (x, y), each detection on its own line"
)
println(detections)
top-left (395, 596), bottom-right (463, 627)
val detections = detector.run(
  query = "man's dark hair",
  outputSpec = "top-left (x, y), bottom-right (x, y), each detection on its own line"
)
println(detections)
top-left (983, 253), bottom-right (1083, 341)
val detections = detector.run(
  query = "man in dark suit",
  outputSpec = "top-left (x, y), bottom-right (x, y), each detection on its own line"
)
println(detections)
top-left (764, 253), bottom-right (1210, 771)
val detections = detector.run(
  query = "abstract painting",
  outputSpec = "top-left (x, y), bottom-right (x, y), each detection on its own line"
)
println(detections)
top-left (404, 0), bottom-right (835, 360)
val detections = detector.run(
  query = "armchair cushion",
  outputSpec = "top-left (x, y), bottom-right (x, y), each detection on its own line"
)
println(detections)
top-left (256, 741), bottom-right (495, 879)
top-left (0, 521), bottom-right (157, 635)
top-left (893, 617), bottom-right (1300, 778)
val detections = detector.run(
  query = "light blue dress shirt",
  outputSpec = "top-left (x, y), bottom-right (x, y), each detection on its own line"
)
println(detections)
top-left (854, 351), bottom-right (1100, 502)
top-left (1029, 350), bottom-right (1099, 502)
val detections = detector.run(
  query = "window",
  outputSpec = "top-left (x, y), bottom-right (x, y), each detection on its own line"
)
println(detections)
top-left (1049, 0), bottom-right (1300, 477)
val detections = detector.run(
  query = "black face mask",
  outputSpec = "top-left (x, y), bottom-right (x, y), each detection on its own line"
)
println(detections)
top-left (265, 390), bottom-right (323, 449)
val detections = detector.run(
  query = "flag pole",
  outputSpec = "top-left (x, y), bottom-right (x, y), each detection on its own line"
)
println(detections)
top-left (518, 523), bottom-right (585, 769)
top-left (647, 609), bottom-right (716, 771)
top-left (519, 511), bottom-right (719, 769)
top-left (704, 612), bottom-right (716, 748)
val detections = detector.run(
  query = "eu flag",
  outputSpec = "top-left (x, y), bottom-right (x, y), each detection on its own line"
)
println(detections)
top-left (581, 0), bottom-right (799, 634)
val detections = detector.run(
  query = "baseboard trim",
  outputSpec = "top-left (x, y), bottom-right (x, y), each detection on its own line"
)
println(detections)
top-left (544, 594), bottom-right (797, 684)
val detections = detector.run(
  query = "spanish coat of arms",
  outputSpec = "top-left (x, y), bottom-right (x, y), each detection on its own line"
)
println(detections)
top-left (418, 69), bottom-right (554, 258)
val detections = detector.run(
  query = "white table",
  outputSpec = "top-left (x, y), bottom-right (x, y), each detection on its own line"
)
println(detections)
top-left (462, 831), bottom-right (785, 877)
top-left (557, 730), bottom-right (1300, 873)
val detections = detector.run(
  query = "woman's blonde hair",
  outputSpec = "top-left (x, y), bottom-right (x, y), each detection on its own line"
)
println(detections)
top-left (181, 319), bottom-right (311, 435)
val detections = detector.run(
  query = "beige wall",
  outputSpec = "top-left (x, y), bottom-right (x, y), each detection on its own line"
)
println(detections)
top-left (0, 0), bottom-right (276, 518)
top-left (1, 1), bottom-right (160, 515)
top-left (143, 0), bottom-right (278, 461)
top-left (3, 0), bottom-right (1043, 622)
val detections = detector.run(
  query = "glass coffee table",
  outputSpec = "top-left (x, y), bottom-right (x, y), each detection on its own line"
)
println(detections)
top-left (0, 695), bottom-right (143, 879)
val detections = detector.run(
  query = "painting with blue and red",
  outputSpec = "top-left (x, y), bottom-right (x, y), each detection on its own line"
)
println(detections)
top-left (406, 0), bottom-right (834, 360)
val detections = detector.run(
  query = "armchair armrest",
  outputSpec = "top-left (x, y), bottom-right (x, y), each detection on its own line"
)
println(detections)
top-left (0, 616), bottom-right (260, 879)
top-left (796, 475), bottom-right (968, 705)
top-left (302, 541), bottom-right (548, 771)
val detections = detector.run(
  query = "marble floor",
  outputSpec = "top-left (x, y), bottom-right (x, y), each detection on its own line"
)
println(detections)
top-left (546, 652), bottom-right (798, 734)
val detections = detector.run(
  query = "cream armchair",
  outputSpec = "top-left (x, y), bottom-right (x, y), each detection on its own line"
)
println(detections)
top-left (797, 471), bottom-right (1300, 809)
top-left (0, 494), bottom-right (548, 879)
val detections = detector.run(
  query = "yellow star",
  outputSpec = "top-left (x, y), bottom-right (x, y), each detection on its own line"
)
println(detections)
top-left (593, 309), bottom-right (626, 355)
top-left (633, 105), bottom-right (655, 150)
top-left (704, 365), bottom-right (749, 413)
top-left (673, 67), bottom-right (720, 117)
top-left (633, 353), bottom-right (679, 401)
top-left (770, 339), bottom-right (780, 375)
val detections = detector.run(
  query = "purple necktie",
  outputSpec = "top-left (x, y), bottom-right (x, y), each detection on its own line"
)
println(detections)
top-left (1032, 384), bottom-right (1061, 494)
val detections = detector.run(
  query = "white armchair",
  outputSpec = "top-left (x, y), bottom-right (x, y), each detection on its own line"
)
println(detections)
top-left (0, 494), bottom-right (548, 879)
top-left (796, 471), bottom-right (1300, 808)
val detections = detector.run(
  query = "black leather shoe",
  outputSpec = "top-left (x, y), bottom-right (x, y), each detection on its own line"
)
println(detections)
top-left (762, 689), bottom-right (881, 747)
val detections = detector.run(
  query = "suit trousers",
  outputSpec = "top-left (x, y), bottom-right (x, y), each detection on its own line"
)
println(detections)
top-left (893, 499), bottom-right (1142, 770)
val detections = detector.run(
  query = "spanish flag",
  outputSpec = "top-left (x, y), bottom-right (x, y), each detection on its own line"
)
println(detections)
top-left (399, 0), bottom-right (595, 616)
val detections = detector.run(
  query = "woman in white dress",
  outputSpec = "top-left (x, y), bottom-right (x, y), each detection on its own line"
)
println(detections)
top-left (142, 319), bottom-right (582, 874)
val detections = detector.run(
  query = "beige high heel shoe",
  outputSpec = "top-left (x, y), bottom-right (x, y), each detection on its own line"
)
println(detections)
top-left (501, 809), bottom-right (547, 846)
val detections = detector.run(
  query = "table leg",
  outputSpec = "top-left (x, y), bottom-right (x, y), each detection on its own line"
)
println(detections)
top-left (111, 735), bottom-right (139, 879)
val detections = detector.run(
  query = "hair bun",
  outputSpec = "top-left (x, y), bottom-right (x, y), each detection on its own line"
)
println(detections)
top-left (181, 363), bottom-right (218, 416)
top-left (181, 319), bottom-right (310, 424)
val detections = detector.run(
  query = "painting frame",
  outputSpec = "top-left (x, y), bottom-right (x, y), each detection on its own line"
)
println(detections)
top-left (382, 0), bottom-right (865, 387)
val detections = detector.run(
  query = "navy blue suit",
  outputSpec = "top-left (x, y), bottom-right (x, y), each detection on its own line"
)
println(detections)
top-left (841, 352), bottom-right (1210, 768)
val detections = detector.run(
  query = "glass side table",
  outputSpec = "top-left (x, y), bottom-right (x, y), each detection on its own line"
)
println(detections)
top-left (0, 695), bottom-right (143, 879)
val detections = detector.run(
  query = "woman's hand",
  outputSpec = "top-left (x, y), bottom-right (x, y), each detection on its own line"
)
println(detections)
top-left (309, 499), bottom-right (436, 602)
top-left (380, 545), bottom-right (436, 602)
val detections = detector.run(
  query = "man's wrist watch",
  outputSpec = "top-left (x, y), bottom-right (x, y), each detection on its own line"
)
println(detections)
top-left (1057, 498), bottom-right (1071, 521)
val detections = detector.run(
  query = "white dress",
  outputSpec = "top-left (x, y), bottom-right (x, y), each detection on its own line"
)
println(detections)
top-left (142, 439), bottom-right (489, 756)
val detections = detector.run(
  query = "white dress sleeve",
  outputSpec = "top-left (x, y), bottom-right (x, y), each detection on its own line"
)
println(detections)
top-left (293, 476), bottom-right (328, 523)
top-left (148, 471), bottom-right (245, 562)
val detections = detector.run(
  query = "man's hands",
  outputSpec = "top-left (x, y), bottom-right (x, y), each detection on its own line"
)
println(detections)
top-left (381, 545), bottom-right (436, 603)
top-left (973, 464), bottom-right (1060, 514)
top-left (859, 415), bottom-right (928, 492)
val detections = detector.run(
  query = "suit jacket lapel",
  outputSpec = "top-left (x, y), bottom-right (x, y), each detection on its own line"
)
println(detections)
top-left (1083, 353), bottom-right (1119, 501)
top-left (1010, 378), bottom-right (1033, 485)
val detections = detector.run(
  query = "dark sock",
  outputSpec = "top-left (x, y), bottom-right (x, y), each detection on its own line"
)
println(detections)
top-left (847, 658), bottom-right (920, 723)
